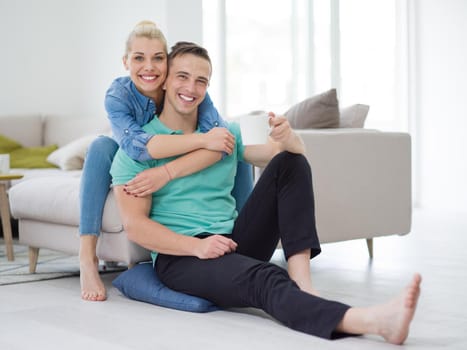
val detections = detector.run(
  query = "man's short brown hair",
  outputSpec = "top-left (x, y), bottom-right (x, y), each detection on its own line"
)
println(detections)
top-left (168, 41), bottom-right (212, 68)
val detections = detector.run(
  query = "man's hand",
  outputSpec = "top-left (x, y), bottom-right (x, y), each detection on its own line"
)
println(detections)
top-left (203, 127), bottom-right (236, 155)
top-left (194, 235), bottom-right (238, 259)
top-left (124, 166), bottom-right (170, 197)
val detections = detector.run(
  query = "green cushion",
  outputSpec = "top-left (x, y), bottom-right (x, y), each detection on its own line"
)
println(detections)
top-left (10, 144), bottom-right (59, 168)
top-left (0, 134), bottom-right (22, 153)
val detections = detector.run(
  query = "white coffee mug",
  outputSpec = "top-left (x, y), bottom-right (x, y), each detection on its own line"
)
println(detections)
top-left (239, 113), bottom-right (270, 145)
top-left (0, 154), bottom-right (10, 174)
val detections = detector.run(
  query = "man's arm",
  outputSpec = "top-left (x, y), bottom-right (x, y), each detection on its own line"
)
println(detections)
top-left (243, 114), bottom-right (305, 168)
top-left (113, 186), bottom-right (237, 258)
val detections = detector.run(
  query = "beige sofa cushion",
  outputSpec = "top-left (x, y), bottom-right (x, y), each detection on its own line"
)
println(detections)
top-left (9, 176), bottom-right (123, 233)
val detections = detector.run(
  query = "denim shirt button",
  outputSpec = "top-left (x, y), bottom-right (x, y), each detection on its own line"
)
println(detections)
top-left (124, 129), bottom-right (129, 134)
top-left (214, 121), bottom-right (219, 126)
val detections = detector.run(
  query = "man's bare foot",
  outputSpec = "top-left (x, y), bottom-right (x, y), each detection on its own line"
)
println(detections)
top-left (336, 273), bottom-right (421, 344)
top-left (375, 273), bottom-right (422, 344)
top-left (80, 257), bottom-right (107, 301)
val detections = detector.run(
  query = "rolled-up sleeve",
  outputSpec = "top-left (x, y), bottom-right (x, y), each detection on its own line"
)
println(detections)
top-left (105, 88), bottom-right (153, 162)
top-left (198, 93), bottom-right (228, 131)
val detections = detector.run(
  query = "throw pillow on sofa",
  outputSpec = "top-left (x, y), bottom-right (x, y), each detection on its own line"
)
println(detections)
top-left (113, 262), bottom-right (219, 313)
top-left (0, 134), bottom-right (22, 153)
top-left (10, 144), bottom-right (59, 168)
top-left (284, 89), bottom-right (340, 129)
top-left (47, 134), bottom-right (98, 170)
top-left (1, 134), bottom-right (58, 168)
top-left (339, 104), bottom-right (370, 128)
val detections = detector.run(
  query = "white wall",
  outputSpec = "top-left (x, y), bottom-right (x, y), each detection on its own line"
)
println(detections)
top-left (1, 0), bottom-right (466, 211)
top-left (0, 0), bottom-right (202, 120)
top-left (412, 0), bottom-right (467, 210)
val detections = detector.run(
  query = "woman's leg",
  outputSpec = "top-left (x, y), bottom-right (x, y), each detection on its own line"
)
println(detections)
top-left (79, 136), bottom-right (118, 301)
top-left (232, 151), bottom-right (320, 293)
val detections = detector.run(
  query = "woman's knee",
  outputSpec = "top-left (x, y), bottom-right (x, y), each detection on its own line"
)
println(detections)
top-left (86, 136), bottom-right (119, 163)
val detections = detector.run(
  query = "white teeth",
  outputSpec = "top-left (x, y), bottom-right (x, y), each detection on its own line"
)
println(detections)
top-left (179, 94), bottom-right (194, 102)
top-left (142, 76), bottom-right (156, 80)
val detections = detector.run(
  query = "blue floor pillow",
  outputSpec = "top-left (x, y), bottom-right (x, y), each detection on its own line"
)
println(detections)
top-left (112, 162), bottom-right (252, 313)
top-left (112, 262), bottom-right (219, 313)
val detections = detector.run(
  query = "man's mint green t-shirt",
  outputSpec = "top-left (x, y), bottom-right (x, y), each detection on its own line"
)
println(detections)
top-left (110, 116), bottom-right (246, 257)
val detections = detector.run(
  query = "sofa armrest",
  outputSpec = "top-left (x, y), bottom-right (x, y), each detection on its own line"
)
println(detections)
top-left (295, 128), bottom-right (412, 243)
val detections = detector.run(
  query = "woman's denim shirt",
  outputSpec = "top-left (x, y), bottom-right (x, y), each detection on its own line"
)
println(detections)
top-left (105, 76), bottom-right (227, 161)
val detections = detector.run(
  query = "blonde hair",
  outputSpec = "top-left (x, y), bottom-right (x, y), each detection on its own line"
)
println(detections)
top-left (124, 20), bottom-right (168, 57)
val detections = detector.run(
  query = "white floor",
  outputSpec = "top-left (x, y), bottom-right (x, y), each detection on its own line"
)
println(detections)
top-left (1, 209), bottom-right (466, 350)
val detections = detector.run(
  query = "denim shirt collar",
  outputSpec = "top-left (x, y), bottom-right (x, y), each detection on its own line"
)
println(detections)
top-left (126, 78), bottom-right (154, 112)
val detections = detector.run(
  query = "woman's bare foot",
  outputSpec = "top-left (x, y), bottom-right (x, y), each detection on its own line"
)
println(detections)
top-left (80, 257), bottom-right (106, 301)
top-left (376, 273), bottom-right (422, 344)
top-left (336, 273), bottom-right (422, 345)
top-left (79, 235), bottom-right (106, 301)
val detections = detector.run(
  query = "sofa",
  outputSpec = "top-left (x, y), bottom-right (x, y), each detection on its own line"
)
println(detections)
top-left (2, 114), bottom-right (150, 272)
top-left (2, 102), bottom-right (412, 273)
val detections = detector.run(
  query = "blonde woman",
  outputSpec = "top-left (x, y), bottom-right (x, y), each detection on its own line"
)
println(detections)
top-left (79, 21), bottom-right (246, 301)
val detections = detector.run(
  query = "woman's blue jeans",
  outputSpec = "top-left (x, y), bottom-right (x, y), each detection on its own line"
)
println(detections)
top-left (79, 136), bottom-right (254, 236)
top-left (79, 136), bottom-right (119, 235)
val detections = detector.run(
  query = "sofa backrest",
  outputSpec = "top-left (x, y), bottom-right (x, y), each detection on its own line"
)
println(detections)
top-left (1, 113), bottom-right (111, 148)
top-left (0, 114), bottom-right (43, 147)
top-left (43, 115), bottom-right (111, 147)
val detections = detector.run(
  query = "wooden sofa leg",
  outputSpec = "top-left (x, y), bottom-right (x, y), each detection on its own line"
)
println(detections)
top-left (28, 247), bottom-right (39, 273)
top-left (366, 238), bottom-right (373, 259)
